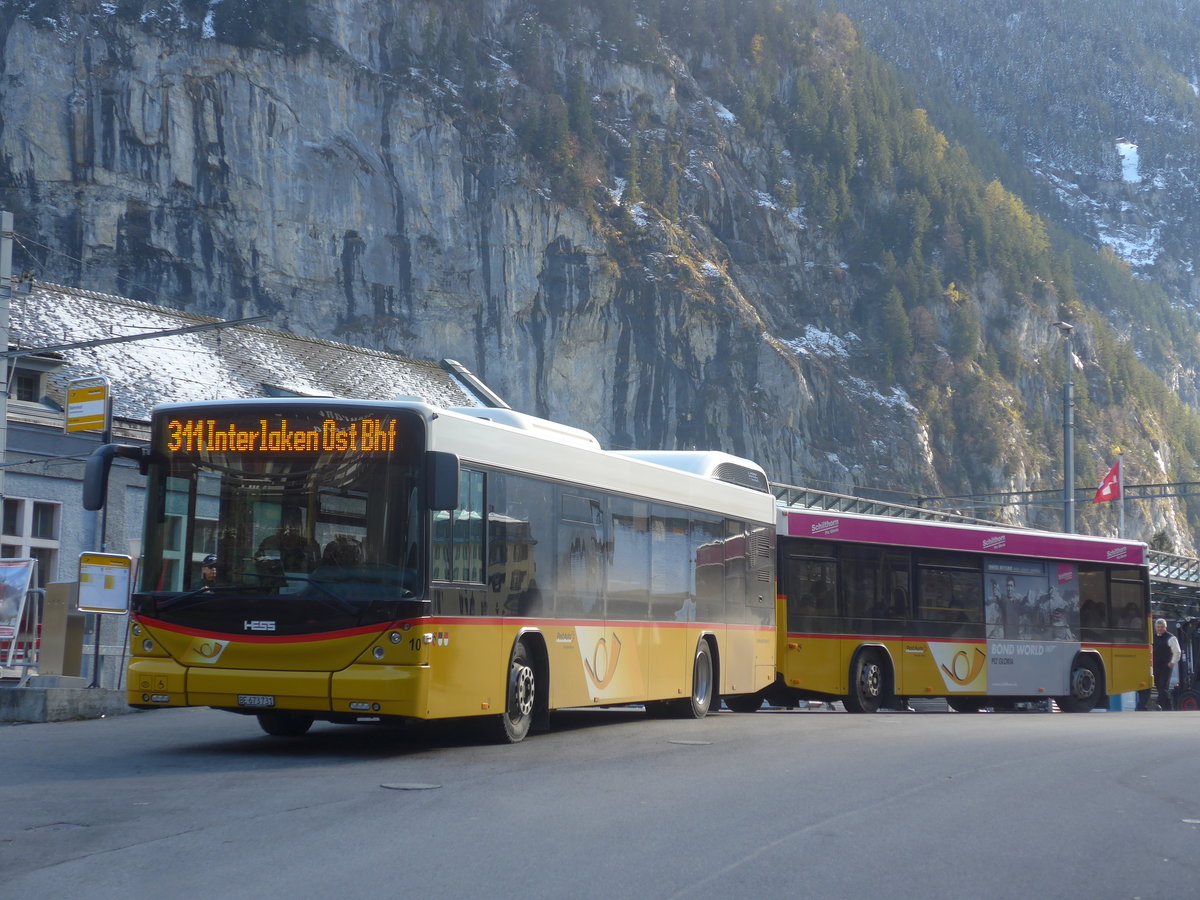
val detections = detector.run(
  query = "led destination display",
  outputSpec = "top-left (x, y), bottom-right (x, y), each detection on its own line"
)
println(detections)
top-left (165, 417), bottom-right (399, 454)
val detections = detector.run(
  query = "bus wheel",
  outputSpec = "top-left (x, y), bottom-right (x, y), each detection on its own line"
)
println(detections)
top-left (947, 696), bottom-right (984, 713)
top-left (496, 641), bottom-right (537, 743)
top-left (1057, 656), bottom-right (1101, 713)
top-left (1177, 689), bottom-right (1200, 712)
top-left (257, 711), bottom-right (314, 737)
top-left (686, 640), bottom-right (715, 718)
top-left (844, 650), bottom-right (884, 713)
top-left (724, 690), bottom-right (765, 713)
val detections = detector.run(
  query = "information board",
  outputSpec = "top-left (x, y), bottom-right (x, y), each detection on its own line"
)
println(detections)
top-left (77, 553), bottom-right (132, 614)
top-left (66, 375), bottom-right (111, 433)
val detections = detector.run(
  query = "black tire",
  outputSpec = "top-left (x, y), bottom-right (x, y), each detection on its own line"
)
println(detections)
top-left (947, 696), bottom-right (985, 713)
top-left (843, 650), bottom-right (885, 713)
top-left (257, 711), bottom-right (314, 737)
top-left (685, 640), bottom-right (715, 718)
top-left (1177, 689), bottom-right (1200, 712)
top-left (724, 691), bottom-right (765, 713)
top-left (1057, 656), bottom-right (1102, 713)
top-left (494, 640), bottom-right (537, 743)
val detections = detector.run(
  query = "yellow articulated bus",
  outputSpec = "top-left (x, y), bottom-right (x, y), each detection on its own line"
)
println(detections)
top-left (84, 400), bottom-right (777, 741)
top-left (724, 507), bottom-right (1151, 714)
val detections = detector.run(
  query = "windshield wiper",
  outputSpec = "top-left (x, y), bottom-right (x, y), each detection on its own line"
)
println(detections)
top-left (154, 583), bottom-right (262, 612)
top-left (154, 574), bottom-right (361, 618)
top-left (272, 575), bottom-right (361, 616)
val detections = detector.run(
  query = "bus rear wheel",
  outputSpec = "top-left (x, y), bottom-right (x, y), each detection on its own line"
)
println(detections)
top-left (844, 650), bottom-right (885, 713)
top-left (257, 711), bottom-right (314, 737)
top-left (495, 640), bottom-right (537, 743)
top-left (1057, 656), bottom-right (1101, 713)
top-left (685, 640), bottom-right (715, 718)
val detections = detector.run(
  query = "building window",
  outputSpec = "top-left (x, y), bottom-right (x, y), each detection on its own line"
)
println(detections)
top-left (14, 371), bottom-right (40, 403)
top-left (1, 498), bottom-right (60, 588)
top-left (3, 499), bottom-right (19, 535)
top-left (31, 502), bottom-right (56, 539)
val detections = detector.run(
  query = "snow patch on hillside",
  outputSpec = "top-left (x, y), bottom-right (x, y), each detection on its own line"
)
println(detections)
top-left (1029, 149), bottom-right (1162, 270)
top-left (1116, 141), bottom-right (1141, 184)
top-left (780, 326), bottom-right (859, 359)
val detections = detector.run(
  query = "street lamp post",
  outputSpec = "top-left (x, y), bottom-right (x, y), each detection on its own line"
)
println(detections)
top-left (1054, 321), bottom-right (1074, 533)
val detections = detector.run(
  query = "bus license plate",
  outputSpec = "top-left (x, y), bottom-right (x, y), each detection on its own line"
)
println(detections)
top-left (237, 694), bottom-right (276, 708)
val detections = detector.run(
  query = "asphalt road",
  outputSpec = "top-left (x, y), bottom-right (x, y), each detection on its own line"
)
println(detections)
top-left (2, 704), bottom-right (1197, 899)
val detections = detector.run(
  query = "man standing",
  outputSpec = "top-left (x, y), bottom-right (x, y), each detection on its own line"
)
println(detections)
top-left (1152, 618), bottom-right (1182, 710)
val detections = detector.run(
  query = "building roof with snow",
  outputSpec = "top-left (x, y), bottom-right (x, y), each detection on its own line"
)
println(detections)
top-left (6, 281), bottom-right (494, 435)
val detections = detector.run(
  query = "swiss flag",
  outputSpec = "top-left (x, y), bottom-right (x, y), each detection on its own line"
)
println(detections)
top-left (1092, 462), bottom-right (1121, 503)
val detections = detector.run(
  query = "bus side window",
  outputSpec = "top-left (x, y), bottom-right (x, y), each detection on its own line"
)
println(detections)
top-left (889, 586), bottom-right (909, 618)
top-left (431, 467), bottom-right (485, 585)
top-left (1076, 568), bottom-right (1108, 642)
top-left (493, 473), bottom-right (554, 618)
top-left (1110, 572), bottom-right (1148, 644)
top-left (783, 555), bottom-right (836, 633)
top-left (608, 498), bottom-right (650, 622)
top-left (917, 567), bottom-right (982, 638)
top-left (875, 553), bottom-right (910, 621)
top-left (557, 491), bottom-right (606, 620)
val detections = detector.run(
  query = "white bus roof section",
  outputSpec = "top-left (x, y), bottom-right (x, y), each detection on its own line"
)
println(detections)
top-left (447, 407), bottom-right (601, 449)
top-left (432, 408), bottom-right (775, 524)
top-left (614, 450), bottom-right (771, 492)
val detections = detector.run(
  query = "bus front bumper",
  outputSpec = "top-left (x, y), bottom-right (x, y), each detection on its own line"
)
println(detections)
top-left (127, 659), bottom-right (431, 719)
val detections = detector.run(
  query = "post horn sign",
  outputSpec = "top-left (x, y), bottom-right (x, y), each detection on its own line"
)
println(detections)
top-left (65, 375), bottom-right (111, 434)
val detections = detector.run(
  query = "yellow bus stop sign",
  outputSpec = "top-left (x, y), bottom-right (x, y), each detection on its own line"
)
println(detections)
top-left (66, 376), bottom-right (111, 433)
top-left (78, 552), bottom-right (132, 614)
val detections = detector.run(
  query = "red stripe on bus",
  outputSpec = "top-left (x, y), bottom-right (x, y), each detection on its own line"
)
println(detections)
top-left (785, 631), bottom-right (1143, 651)
top-left (786, 632), bottom-right (983, 644)
top-left (424, 616), bottom-right (772, 632)
top-left (137, 614), bottom-right (774, 641)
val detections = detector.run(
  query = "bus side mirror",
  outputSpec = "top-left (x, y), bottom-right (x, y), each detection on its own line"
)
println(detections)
top-left (83, 444), bottom-right (148, 511)
top-left (426, 450), bottom-right (460, 511)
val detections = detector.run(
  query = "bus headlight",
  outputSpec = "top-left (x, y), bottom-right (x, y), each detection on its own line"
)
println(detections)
top-left (373, 646), bottom-right (386, 660)
top-left (141, 639), bottom-right (155, 653)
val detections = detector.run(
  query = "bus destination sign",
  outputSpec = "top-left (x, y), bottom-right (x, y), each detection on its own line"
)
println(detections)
top-left (166, 418), bottom-right (399, 454)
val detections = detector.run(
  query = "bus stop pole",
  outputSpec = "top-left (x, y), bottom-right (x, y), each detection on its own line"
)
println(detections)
top-left (89, 418), bottom-right (111, 689)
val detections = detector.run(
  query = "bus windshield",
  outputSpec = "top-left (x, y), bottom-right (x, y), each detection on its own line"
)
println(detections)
top-left (137, 405), bottom-right (426, 634)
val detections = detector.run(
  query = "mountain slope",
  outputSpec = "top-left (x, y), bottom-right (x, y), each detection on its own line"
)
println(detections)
top-left (825, 0), bottom-right (1200, 336)
top-left (1, 0), bottom-right (1198, 545)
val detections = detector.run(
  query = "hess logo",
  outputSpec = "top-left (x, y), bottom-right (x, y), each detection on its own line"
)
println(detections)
top-left (243, 620), bottom-right (277, 632)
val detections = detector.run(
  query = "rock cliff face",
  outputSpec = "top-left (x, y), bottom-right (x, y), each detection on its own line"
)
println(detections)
top-left (0, 1), bottom-right (1191, 544)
